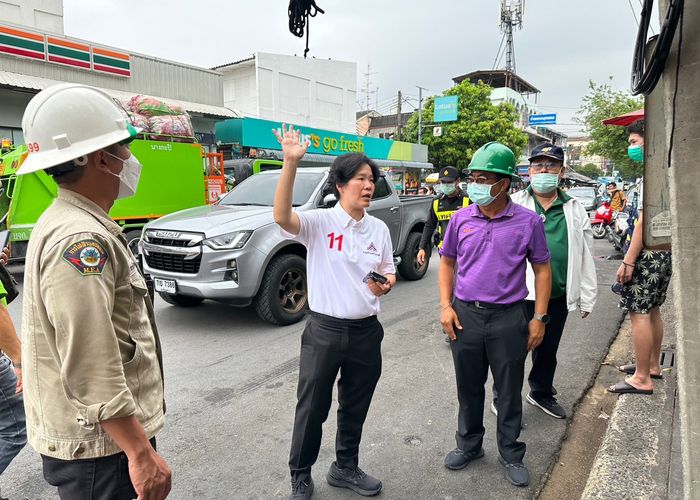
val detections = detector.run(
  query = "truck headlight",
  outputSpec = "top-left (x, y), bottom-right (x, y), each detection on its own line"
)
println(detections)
top-left (202, 231), bottom-right (253, 250)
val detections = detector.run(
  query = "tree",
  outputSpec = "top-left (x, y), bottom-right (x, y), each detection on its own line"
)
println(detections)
top-left (575, 162), bottom-right (602, 179)
top-left (576, 80), bottom-right (643, 178)
top-left (400, 81), bottom-right (528, 171)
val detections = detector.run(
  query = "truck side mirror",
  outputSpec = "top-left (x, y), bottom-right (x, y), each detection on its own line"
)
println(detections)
top-left (322, 193), bottom-right (337, 208)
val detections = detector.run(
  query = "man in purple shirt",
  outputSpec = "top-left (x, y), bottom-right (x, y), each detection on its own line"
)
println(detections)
top-left (438, 142), bottom-right (552, 488)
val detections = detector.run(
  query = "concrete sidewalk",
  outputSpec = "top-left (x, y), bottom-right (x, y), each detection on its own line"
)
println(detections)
top-left (582, 292), bottom-right (681, 500)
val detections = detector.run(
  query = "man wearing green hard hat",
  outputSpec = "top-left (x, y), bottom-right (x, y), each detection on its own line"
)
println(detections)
top-left (438, 141), bottom-right (552, 487)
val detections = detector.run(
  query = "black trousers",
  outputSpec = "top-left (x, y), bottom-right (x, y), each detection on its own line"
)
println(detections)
top-left (289, 311), bottom-right (383, 480)
top-left (527, 296), bottom-right (569, 398)
top-left (41, 438), bottom-right (156, 500)
top-left (450, 299), bottom-right (529, 463)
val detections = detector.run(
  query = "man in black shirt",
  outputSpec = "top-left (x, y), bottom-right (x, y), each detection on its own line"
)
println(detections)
top-left (417, 166), bottom-right (470, 266)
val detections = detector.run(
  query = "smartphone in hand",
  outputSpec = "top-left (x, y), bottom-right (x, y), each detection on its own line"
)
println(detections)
top-left (363, 270), bottom-right (388, 285)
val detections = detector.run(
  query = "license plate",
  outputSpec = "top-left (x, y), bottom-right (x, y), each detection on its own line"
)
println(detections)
top-left (154, 278), bottom-right (176, 294)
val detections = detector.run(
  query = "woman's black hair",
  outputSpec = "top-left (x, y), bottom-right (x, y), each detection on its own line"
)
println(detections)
top-left (626, 119), bottom-right (645, 137)
top-left (328, 153), bottom-right (380, 198)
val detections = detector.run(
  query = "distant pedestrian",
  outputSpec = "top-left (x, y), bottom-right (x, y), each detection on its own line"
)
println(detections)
top-left (607, 182), bottom-right (627, 212)
top-left (439, 142), bottom-right (551, 488)
top-left (417, 166), bottom-right (470, 269)
top-left (274, 125), bottom-right (395, 499)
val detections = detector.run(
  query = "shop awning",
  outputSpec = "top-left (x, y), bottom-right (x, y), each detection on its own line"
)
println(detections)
top-left (602, 109), bottom-right (644, 126)
top-left (0, 70), bottom-right (240, 118)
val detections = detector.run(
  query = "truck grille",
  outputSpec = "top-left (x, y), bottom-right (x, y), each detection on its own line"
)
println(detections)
top-left (148, 237), bottom-right (190, 248)
top-left (145, 253), bottom-right (201, 274)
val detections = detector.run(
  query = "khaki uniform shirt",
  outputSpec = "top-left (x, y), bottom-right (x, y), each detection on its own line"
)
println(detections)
top-left (22, 189), bottom-right (164, 460)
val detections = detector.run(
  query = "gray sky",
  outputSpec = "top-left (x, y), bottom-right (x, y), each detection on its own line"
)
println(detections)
top-left (64, 0), bottom-right (656, 136)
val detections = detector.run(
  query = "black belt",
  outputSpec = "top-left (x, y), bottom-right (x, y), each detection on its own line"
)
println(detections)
top-left (460, 299), bottom-right (523, 310)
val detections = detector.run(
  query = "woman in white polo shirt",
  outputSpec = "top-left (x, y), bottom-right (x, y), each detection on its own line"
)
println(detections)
top-left (273, 125), bottom-right (396, 500)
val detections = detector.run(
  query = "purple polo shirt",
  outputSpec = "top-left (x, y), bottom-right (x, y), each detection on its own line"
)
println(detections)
top-left (439, 199), bottom-right (550, 304)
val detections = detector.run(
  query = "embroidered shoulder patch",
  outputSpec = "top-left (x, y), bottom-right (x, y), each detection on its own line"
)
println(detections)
top-left (62, 239), bottom-right (109, 276)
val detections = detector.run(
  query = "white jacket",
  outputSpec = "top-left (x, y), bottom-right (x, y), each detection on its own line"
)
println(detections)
top-left (512, 189), bottom-right (598, 313)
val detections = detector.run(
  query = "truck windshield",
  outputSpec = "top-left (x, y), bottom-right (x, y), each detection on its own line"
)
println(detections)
top-left (219, 171), bottom-right (325, 207)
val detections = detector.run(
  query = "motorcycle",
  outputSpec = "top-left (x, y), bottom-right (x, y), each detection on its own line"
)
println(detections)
top-left (590, 201), bottom-right (612, 239)
top-left (606, 211), bottom-right (629, 251)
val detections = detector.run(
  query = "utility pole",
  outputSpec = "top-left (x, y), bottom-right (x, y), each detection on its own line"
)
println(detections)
top-left (396, 90), bottom-right (402, 139)
top-left (417, 86), bottom-right (426, 144)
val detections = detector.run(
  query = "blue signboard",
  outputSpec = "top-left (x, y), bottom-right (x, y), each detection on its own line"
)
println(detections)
top-left (434, 96), bottom-right (459, 122)
top-left (528, 113), bottom-right (557, 126)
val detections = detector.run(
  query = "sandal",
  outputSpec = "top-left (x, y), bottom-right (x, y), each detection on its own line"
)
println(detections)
top-left (607, 380), bottom-right (653, 395)
top-left (618, 363), bottom-right (663, 379)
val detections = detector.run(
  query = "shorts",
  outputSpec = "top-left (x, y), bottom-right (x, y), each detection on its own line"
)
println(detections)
top-left (619, 249), bottom-right (672, 314)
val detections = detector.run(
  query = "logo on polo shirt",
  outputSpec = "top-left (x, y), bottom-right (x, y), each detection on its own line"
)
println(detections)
top-left (364, 242), bottom-right (380, 256)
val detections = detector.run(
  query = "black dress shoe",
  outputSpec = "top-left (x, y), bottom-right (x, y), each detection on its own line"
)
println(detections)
top-left (444, 447), bottom-right (485, 470)
top-left (327, 462), bottom-right (382, 496)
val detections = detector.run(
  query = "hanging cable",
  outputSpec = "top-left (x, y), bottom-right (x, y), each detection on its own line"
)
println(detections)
top-left (630, 0), bottom-right (683, 96)
top-left (491, 33), bottom-right (507, 71)
top-left (288, 0), bottom-right (325, 58)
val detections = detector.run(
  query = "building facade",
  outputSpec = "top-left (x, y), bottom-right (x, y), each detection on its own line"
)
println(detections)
top-left (214, 52), bottom-right (357, 134)
top-left (0, 18), bottom-right (237, 147)
top-left (0, 0), bottom-right (64, 34)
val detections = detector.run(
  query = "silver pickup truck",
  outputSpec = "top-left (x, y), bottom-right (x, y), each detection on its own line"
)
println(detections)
top-left (139, 167), bottom-right (433, 325)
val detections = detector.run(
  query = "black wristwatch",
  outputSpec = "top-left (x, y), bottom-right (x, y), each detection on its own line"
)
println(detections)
top-left (533, 313), bottom-right (550, 324)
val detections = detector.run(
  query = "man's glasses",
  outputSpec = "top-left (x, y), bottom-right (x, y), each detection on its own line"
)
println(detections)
top-left (530, 161), bottom-right (562, 173)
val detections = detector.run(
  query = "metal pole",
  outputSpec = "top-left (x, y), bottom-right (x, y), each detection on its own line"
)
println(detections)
top-left (418, 86), bottom-right (423, 144)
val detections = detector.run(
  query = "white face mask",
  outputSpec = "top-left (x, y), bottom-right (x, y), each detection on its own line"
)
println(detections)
top-left (104, 151), bottom-right (142, 199)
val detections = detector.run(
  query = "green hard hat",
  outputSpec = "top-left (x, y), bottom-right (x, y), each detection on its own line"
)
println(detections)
top-left (465, 141), bottom-right (519, 178)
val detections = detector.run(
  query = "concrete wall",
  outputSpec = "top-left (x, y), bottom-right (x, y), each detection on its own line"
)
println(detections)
top-left (658, 0), bottom-right (700, 497)
top-left (220, 52), bottom-right (357, 133)
top-left (0, 0), bottom-right (63, 34)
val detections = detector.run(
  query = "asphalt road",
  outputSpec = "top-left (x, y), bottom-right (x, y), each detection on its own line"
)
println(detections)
top-left (2, 240), bottom-right (623, 499)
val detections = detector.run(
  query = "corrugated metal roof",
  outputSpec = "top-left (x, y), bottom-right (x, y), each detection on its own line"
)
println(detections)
top-left (210, 56), bottom-right (255, 71)
top-left (0, 70), bottom-right (240, 118)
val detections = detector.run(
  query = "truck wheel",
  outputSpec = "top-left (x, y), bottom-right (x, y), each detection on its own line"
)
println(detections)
top-left (254, 254), bottom-right (308, 325)
top-left (398, 232), bottom-right (429, 281)
top-left (159, 293), bottom-right (205, 307)
top-left (124, 229), bottom-right (142, 256)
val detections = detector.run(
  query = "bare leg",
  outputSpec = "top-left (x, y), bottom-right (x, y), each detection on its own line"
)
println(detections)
top-left (627, 312), bottom-right (654, 391)
top-left (649, 307), bottom-right (664, 375)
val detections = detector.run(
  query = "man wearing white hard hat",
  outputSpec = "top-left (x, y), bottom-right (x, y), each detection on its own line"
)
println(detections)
top-left (19, 84), bottom-right (171, 499)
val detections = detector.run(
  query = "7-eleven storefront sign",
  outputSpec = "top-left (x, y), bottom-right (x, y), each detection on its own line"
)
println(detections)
top-left (0, 23), bottom-right (131, 78)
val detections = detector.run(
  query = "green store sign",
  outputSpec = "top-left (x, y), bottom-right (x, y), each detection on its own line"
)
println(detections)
top-left (215, 117), bottom-right (427, 162)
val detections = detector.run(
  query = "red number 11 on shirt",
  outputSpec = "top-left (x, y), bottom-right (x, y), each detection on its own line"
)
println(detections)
top-left (327, 232), bottom-right (344, 251)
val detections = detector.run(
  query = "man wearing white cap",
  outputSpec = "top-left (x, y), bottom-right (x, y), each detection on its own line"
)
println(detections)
top-left (18, 84), bottom-right (171, 499)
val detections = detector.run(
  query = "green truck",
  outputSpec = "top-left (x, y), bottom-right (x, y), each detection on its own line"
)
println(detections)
top-left (0, 138), bottom-right (210, 260)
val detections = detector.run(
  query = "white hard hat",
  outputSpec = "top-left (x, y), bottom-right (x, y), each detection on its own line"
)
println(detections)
top-left (19, 83), bottom-right (139, 175)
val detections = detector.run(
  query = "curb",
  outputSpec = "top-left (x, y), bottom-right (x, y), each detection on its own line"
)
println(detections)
top-left (582, 300), bottom-right (678, 500)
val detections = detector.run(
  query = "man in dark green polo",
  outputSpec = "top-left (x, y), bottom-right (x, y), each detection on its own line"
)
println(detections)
top-left (498, 143), bottom-right (597, 419)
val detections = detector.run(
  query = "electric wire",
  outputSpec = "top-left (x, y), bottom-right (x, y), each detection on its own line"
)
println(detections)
top-left (666, 5), bottom-right (682, 170)
top-left (492, 33), bottom-right (507, 71)
top-left (631, 0), bottom-right (683, 96)
top-left (628, 0), bottom-right (640, 26)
